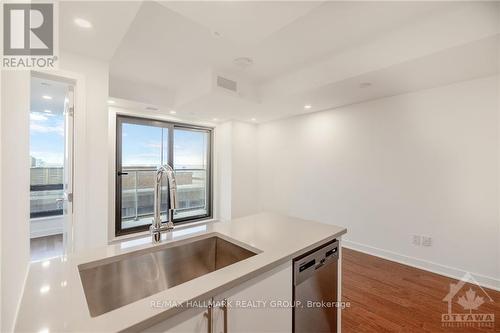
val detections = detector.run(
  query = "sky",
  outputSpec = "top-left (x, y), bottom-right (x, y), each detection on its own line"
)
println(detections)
top-left (30, 76), bottom-right (67, 166)
top-left (30, 111), bottom-right (65, 166)
top-left (122, 123), bottom-right (208, 169)
top-left (30, 119), bottom-right (208, 169)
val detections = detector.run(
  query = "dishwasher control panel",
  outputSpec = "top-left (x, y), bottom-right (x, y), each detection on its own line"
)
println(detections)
top-left (293, 239), bottom-right (339, 286)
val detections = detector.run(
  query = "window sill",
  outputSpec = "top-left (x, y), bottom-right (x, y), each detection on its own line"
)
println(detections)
top-left (109, 217), bottom-right (218, 245)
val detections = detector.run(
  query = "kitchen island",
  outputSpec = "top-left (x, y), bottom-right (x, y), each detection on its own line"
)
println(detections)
top-left (15, 212), bottom-right (346, 332)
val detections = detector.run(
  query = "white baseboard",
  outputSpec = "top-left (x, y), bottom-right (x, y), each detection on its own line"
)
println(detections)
top-left (30, 227), bottom-right (63, 239)
top-left (30, 216), bottom-right (63, 239)
top-left (343, 239), bottom-right (500, 292)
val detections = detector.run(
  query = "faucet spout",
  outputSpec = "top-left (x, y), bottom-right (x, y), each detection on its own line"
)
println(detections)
top-left (151, 164), bottom-right (177, 243)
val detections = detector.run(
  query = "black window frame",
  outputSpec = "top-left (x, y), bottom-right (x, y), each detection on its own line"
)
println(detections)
top-left (115, 115), bottom-right (213, 237)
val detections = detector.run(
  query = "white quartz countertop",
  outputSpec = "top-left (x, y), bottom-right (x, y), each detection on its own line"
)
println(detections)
top-left (15, 212), bottom-right (346, 333)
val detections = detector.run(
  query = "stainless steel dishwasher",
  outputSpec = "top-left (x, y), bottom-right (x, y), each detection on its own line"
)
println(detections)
top-left (293, 239), bottom-right (339, 333)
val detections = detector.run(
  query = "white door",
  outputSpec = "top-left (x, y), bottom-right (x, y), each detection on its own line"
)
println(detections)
top-left (61, 85), bottom-right (74, 254)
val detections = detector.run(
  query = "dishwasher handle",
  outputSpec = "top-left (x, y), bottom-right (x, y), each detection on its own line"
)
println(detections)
top-left (294, 240), bottom-right (338, 286)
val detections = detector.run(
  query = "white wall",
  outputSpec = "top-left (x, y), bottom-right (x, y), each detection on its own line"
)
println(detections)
top-left (214, 121), bottom-right (259, 220)
top-left (58, 52), bottom-right (110, 251)
top-left (214, 121), bottom-right (232, 221)
top-left (258, 76), bottom-right (500, 288)
top-left (1, 71), bottom-right (31, 333)
top-left (231, 122), bottom-right (259, 218)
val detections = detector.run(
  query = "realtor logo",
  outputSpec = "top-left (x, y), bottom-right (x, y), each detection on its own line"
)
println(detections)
top-left (4, 3), bottom-right (53, 55)
top-left (441, 272), bottom-right (495, 329)
top-left (2, 2), bottom-right (58, 69)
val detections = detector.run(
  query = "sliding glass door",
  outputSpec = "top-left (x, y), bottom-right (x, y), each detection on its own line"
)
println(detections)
top-left (116, 116), bottom-right (212, 236)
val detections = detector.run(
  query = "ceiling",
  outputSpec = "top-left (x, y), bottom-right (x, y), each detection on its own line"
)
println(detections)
top-left (60, 1), bottom-right (142, 60)
top-left (30, 76), bottom-right (69, 115)
top-left (255, 35), bottom-right (500, 121)
top-left (160, 1), bottom-right (322, 48)
top-left (59, 1), bottom-right (500, 124)
top-left (110, 1), bottom-right (450, 85)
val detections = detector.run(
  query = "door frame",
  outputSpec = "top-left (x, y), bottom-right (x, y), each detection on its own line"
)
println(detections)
top-left (31, 69), bottom-right (86, 255)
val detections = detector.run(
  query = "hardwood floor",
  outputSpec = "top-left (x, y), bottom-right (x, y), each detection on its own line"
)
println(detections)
top-left (342, 248), bottom-right (500, 333)
top-left (30, 234), bottom-right (63, 261)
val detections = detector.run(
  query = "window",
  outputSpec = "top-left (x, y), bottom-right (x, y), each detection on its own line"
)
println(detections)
top-left (115, 116), bottom-right (212, 236)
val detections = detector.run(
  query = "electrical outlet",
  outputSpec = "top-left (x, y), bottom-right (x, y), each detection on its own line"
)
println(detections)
top-left (422, 236), bottom-right (433, 247)
top-left (412, 235), bottom-right (421, 246)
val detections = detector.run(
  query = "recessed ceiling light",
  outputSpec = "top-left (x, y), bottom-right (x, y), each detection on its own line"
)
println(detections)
top-left (170, 110), bottom-right (177, 114)
top-left (360, 82), bottom-right (372, 88)
top-left (42, 95), bottom-right (52, 100)
top-left (212, 30), bottom-right (222, 38)
top-left (107, 100), bottom-right (115, 104)
top-left (251, 118), bottom-right (256, 122)
top-left (74, 18), bottom-right (92, 29)
top-left (39, 285), bottom-right (50, 294)
top-left (304, 104), bottom-right (312, 110)
top-left (233, 57), bottom-right (254, 68)
top-left (212, 118), bottom-right (218, 121)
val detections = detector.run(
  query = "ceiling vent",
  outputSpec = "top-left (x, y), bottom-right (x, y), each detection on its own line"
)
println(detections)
top-left (216, 75), bottom-right (237, 93)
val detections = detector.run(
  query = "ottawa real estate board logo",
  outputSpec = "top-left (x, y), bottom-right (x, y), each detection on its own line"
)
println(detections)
top-left (2, 2), bottom-right (58, 69)
top-left (441, 272), bottom-right (495, 329)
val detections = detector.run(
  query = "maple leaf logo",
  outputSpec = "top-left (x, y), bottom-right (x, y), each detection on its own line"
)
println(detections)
top-left (457, 288), bottom-right (485, 313)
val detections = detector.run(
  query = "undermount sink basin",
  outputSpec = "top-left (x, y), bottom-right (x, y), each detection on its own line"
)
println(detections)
top-left (78, 235), bottom-right (258, 317)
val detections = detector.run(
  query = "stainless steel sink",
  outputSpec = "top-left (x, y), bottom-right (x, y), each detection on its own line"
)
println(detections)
top-left (78, 235), bottom-right (257, 317)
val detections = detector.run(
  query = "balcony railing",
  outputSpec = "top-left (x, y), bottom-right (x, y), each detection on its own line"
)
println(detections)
top-left (30, 167), bottom-right (64, 219)
top-left (30, 166), bottom-right (209, 221)
top-left (120, 167), bottom-right (208, 222)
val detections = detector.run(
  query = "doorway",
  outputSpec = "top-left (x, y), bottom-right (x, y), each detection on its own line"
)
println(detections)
top-left (29, 73), bottom-right (74, 261)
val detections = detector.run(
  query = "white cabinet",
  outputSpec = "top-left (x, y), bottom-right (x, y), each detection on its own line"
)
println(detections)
top-left (143, 305), bottom-right (210, 333)
top-left (142, 262), bottom-right (292, 333)
top-left (212, 262), bottom-right (292, 333)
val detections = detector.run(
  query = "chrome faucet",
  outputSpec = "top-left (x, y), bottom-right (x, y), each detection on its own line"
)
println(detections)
top-left (150, 164), bottom-right (178, 243)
